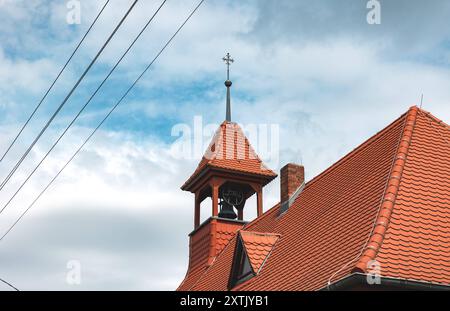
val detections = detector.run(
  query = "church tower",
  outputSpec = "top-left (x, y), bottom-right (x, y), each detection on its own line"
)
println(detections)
top-left (179, 54), bottom-right (277, 288)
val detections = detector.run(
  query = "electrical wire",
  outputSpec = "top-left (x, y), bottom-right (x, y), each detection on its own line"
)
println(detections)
top-left (0, 1), bottom-right (110, 162)
top-left (0, 0), bottom-right (167, 215)
top-left (0, 0), bottom-right (138, 192)
top-left (0, 277), bottom-right (19, 291)
top-left (0, 0), bottom-right (205, 240)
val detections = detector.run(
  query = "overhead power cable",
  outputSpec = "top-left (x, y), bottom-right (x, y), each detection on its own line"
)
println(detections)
top-left (0, 276), bottom-right (19, 291)
top-left (0, 0), bottom-right (139, 192)
top-left (0, 0), bottom-right (206, 241)
top-left (0, 0), bottom-right (167, 215)
top-left (0, 0), bottom-right (110, 162)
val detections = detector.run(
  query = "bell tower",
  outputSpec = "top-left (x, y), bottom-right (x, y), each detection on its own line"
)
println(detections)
top-left (181, 120), bottom-right (277, 227)
top-left (179, 54), bottom-right (277, 289)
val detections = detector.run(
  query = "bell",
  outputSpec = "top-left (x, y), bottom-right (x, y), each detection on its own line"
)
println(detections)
top-left (218, 200), bottom-right (237, 219)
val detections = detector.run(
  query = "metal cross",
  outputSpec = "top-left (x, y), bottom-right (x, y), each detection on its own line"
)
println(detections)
top-left (222, 53), bottom-right (234, 80)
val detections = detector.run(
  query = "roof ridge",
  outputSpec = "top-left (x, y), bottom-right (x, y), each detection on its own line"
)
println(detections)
top-left (206, 123), bottom-right (224, 165)
top-left (417, 107), bottom-right (450, 130)
top-left (353, 106), bottom-right (419, 273)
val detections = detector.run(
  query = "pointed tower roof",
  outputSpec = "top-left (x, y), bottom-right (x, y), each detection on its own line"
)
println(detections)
top-left (182, 53), bottom-right (276, 191)
top-left (182, 121), bottom-right (277, 191)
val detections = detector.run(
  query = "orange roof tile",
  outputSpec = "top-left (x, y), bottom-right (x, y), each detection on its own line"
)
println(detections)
top-left (180, 106), bottom-right (450, 290)
top-left (182, 121), bottom-right (277, 190)
top-left (370, 108), bottom-right (450, 285)
top-left (239, 231), bottom-right (280, 274)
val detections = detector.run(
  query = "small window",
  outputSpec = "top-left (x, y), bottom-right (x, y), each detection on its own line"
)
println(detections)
top-left (228, 236), bottom-right (255, 289)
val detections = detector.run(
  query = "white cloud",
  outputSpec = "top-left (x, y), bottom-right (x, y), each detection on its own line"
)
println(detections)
top-left (0, 127), bottom-right (194, 290)
top-left (0, 0), bottom-right (449, 291)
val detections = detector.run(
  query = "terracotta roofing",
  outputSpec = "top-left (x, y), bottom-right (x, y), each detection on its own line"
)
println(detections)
top-left (239, 231), bottom-right (280, 274)
top-left (182, 121), bottom-right (277, 190)
top-left (178, 219), bottom-right (244, 291)
top-left (180, 106), bottom-right (450, 290)
top-left (365, 108), bottom-right (450, 284)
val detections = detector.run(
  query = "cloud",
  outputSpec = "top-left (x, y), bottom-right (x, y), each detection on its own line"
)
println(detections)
top-left (0, 0), bottom-right (449, 291)
top-left (0, 206), bottom-right (191, 290)
top-left (0, 129), bottom-right (194, 290)
top-left (249, 0), bottom-right (450, 58)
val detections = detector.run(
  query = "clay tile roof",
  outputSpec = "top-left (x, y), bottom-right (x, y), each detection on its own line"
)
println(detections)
top-left (239, 231), bottom-right (280, 274)
top-left (182, 121), bottom-right (277, 190)
top-left (361, 108), bottom-right (450, 285)
top-left (182, 106), bottom-right (450, 291)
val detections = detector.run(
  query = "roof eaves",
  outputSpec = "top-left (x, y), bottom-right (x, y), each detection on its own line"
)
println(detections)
top-left (182, 165), bottom-right (277, 192)
top-left (181, 161), bottom-right (211, 191)
top-left (321, 272), bottom-right (450, 291)
top-left (208, 163), bottom-right (277, 178)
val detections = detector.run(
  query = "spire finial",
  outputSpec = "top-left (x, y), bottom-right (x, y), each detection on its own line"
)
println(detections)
top-left (222, 53), bottom-right (234, 122)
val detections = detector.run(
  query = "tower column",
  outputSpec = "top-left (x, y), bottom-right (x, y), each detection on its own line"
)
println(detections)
top-left (210, 178), bottom-right (225, 217)
top-left (212, 184), bottom-right (219, 217)
top-left (257, 187), bottom-right (263, 217)
top-left (194, 191), bottom-right (200, 228)
top-left (249, 182), bottom-right (263, 217)
top-left (238, 209), bottom-right (243, 220)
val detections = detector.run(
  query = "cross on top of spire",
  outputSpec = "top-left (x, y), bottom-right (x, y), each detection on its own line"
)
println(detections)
top-left (222, 53), bottom-right (234, 80)
top-left (222, 53), bottom-right (234, 122)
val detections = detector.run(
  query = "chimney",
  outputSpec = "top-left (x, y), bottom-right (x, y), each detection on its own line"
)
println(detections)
top-left (280, 163), bottom-right (305, 204)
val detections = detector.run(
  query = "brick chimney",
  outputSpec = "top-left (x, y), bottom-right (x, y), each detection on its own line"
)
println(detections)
top-left (280, 163), bottom-right (305, 203)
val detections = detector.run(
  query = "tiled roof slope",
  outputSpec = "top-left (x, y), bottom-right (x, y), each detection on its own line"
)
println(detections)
top-left (371, 109), bottom-right (450, 285)
top-left (182, 121), bottom-right (276, 189)
top-left (240, 231), bottom-right (280, 274)
top-left (181, 106), bottom-right (450, 291)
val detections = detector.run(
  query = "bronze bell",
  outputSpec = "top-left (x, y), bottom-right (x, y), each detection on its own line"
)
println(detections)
top-left (218, 200), bottom-right (237, 219)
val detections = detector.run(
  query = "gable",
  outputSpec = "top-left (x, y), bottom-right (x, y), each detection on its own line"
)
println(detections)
top-left (239, 231), bottom-right (280, 274)
top-left (229, 235), bottom-right (255, 289)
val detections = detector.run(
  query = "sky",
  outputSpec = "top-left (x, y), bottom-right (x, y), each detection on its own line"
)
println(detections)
top-left (0, 0), bottom-right (449, 291)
